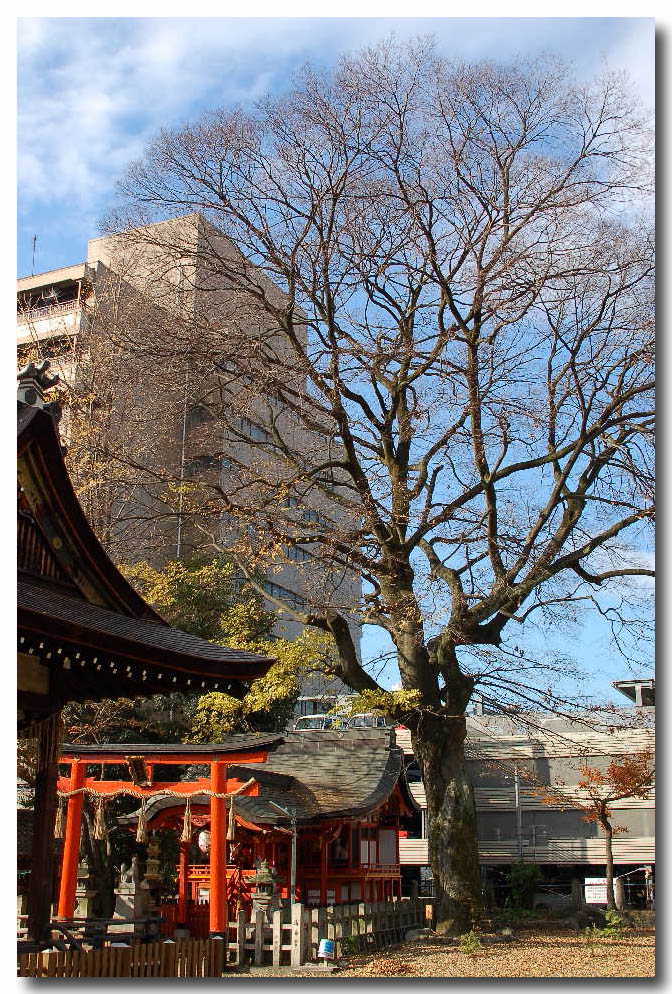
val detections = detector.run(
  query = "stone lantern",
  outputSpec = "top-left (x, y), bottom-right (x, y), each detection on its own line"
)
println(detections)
top-left (144, 835), bottom-right (162, 889)
top-left (142, 834), bottom-right (163, 930)
top-left (74, 857), bottom-right (97, 919)
top-left (252, 859), bottom-right (277, 922)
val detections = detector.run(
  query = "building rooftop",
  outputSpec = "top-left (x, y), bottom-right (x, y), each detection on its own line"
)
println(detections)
top-left (613, 678), bottom-right (655, 707)
top-left (18, 380), bottom-right (275, 708)
top-left (118, 728), bottom-right (415, 827)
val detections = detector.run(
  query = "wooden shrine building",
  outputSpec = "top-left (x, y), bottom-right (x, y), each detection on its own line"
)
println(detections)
top-left (57, 729), bottom-right (416, 937)
top-left (17, 362), bottom-right (275, 945)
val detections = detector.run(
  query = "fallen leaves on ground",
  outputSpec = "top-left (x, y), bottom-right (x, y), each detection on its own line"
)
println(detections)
top-left (330, 928), bottom-right (655, 979)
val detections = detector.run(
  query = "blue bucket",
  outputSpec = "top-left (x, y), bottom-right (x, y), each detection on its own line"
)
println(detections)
top-left (318, 938), bottom-right (335, 960)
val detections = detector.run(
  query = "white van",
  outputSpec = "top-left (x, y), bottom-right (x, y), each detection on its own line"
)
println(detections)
top-left (347, 713), bottom-right (390, 729)
top-left (293, 714), bottom-right (338, 731)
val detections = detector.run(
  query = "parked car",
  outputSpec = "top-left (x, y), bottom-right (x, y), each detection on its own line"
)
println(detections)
top-left (347, 713), bottom-right (390, 729)
top-left (293, 714), bottom-right (343, 731)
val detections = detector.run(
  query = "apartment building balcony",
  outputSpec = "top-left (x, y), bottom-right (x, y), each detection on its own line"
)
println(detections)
top-left (17, 261), bottom-right (94, 347)
top-left (399, 835), bottom-right (655, 866)
top-left (17, 299), bottom-right (85, 346)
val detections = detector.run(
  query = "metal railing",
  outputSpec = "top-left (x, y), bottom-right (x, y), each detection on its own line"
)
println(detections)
top-left (17, 300), bottom-right (81, 324)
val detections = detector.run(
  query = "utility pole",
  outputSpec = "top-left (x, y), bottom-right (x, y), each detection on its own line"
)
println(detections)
top-left (175, 366), bottom-right (189, 560)
top-left (514, 763), bottom-right (523, 859)
top-left (269, 802), bottom-right (298, 903)
top-left (31, 235), bottom-right (37, 276)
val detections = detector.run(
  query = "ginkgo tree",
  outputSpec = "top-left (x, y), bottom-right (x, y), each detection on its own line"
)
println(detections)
top-left (121, 556), bottom-right (341, 737)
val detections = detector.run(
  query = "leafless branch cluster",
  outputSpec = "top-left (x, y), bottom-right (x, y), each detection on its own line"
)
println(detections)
top-left (88, 41), bottom-right (653, 718)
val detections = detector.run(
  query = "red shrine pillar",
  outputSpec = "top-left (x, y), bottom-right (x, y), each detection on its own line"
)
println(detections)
top-left (57, 759), bottom-right (86, 920)
top-left (209, 760), bottom-right (228, 936)
top-left (320, 834), bottom-right (328, 906)
top-left (177, 840), bottom-right (190, 926)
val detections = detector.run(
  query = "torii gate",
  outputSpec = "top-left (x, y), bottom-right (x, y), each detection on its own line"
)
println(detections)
top-left (56, 742), bottom-right (274, 936)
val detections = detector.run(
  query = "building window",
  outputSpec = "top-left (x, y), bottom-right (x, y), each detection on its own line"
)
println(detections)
top-left (263, 581), bottom-right (306, 610)
top-left (285, 545), bottom-right (313, 563)
top-left (239, 416), bottom-right (271, 444)
top-left (476, 812), bottom-right (518, 841)
top-left (521, 810), bottom-right (600, 841)
top-left (302, 508), bottom-right (329, 526)
top-left (187, 404), bottom-right (214, 428)
top-left (184, 454), bottom-right (220, 477)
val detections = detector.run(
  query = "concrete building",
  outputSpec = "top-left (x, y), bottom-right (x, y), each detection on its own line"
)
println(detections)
top-left (17, 215), bottom-right (360, 654)
top-left (397, 678), bottom-right (655, 906)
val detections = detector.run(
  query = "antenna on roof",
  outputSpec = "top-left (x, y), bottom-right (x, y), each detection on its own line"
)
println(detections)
top-left (31, 235), bottom-right (37, 276)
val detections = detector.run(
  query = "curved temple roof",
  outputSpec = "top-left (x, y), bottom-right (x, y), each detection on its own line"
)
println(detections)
top-left (18, 397), bottom-right (275, 705)
top-left (116, 729), bottom-right (418, 828)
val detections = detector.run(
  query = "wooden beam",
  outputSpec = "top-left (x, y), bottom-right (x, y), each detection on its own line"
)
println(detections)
top-left (320, 835), bottom-right (328, 906)
top-left (26, 710), bottom-right (61, 944)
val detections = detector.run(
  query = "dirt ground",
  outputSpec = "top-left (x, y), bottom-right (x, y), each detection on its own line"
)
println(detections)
top-left (234, 927), bottom-right (655, 979)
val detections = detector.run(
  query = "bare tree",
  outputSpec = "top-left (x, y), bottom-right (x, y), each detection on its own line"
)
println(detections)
top-left (99, 39), bottom-right (654, 929)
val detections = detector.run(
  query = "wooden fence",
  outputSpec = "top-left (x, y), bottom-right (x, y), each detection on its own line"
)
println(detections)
top-left (229, 897), bottom-right (426, 967)
top-left (18, 898), bottom-right (427, 975)
top-left (18, 938), bottom-right (226, 978)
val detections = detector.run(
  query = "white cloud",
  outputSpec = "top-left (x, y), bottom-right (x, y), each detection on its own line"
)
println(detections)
top-left (18, 19), bottom-right (298, 211)
top-left (17, 18), bottom-right (654, 228)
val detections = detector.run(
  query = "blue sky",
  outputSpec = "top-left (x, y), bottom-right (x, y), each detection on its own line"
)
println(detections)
top-left (16, 17), bottom-right (655, 705)
top-left (18, 17), bottom-right (654, 276)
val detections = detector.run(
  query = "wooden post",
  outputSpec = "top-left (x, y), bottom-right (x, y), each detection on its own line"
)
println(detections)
top-left (319, 834), bottom-right (328, 906)
top-left (253, 909), bottom-right (264, 965)
top-left (290, 902), bottom-right (306, 967)
top-left (26, 710), bottom-right (61, 944)
top-left (209, 761), bottom-right (228, 937)
top-left (236, 908), bottom-right (247, 965)
top-left (290, 815), bottom-right (298, 904)
top-left (57, 758), bottom-right (86, 920)
top-left (317, 905), bottom-right (327, 955)
top-left (177, 841), bottom-right (189, 927)
top-left (395, 814), bottom-right (400, 877)
top-left (272, 909), bottom-right (282, 966)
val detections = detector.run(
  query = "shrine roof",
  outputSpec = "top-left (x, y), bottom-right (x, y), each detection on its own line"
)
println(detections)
top-left (61, 734), bottom-right (284, 757)
top-left (18, 397), bottom-right (276, 705)
top-left (19, 578), bottom-right (273, 685)
top-left (119, 728), bottom-right (415, 827)
top-left (234, 728), bottom-right (407, 821)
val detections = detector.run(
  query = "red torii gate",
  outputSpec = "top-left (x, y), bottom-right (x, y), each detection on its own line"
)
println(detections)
top-left (56, 741), bottom-right (277, 936)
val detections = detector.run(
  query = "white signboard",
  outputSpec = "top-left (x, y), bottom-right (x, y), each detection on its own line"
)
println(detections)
top-left (584, 877), bottom-right (607, 904)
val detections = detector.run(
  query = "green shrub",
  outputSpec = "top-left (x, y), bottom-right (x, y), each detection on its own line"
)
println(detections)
top-left (505, 862), bottom-right (542, 910)
top-left (602, 910), bottom-right (626, 936)
top-left (459, 930), bottom-right (483, 958)
top-left (583, 910), bottom-right (626, 952)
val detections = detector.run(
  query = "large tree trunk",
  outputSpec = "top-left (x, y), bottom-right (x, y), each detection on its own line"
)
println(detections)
top-left (412, 712), bottom-right (482, 932)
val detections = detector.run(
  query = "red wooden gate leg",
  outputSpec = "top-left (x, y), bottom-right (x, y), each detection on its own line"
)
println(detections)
top-left (57, 759), bottom-right (86, 920)
top-left (209, 760), bottom-right (228, 937)
top-left (177, 841), bottom-right (189, 928)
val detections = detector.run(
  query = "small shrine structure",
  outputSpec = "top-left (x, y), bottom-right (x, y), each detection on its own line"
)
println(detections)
top-left (17, 362), bottom-right (275, 945)
top-left (57, 729), bottom-right (417, 937)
